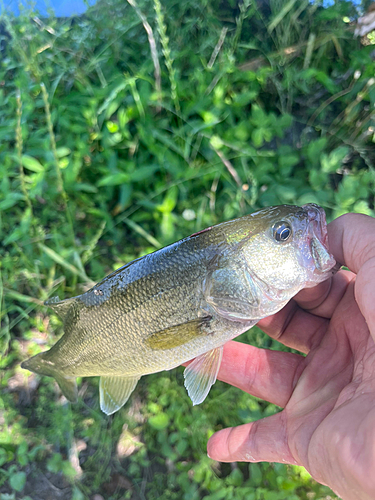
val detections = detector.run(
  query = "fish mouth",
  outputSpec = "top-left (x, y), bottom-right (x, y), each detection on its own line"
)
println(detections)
top-left (302, 203), bottom-right (336, 273)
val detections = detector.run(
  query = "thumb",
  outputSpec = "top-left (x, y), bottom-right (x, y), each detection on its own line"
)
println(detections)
top-left (207, 412), bottom-right (298, 465)
top-left (355, 257), bottom-right (375, 338)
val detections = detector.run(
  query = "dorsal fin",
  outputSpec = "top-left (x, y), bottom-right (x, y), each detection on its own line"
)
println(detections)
top-left (44, 296), bottom-right (77, 322)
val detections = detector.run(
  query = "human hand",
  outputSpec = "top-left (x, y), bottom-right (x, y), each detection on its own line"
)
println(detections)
top-left (207, 213), bottom-right (375, 500)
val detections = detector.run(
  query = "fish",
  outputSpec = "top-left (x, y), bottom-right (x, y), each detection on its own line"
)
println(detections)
top-left (21, 203), bottom-right (337, 415)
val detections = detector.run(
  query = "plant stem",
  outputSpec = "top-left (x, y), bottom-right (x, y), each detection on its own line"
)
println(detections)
top-left (40, 82), bottom-right (76, 249)
top-left (153, 0), bottom-right (180, 114)
top-left (16, 90), bottom-right (33, 216)
top-left (126, 0), bottom-right (162, 102)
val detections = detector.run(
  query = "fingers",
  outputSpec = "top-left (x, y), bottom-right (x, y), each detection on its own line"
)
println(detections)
top-left (355, 257), bottom-right (375, 336)
top-left (328, 213), bottom-right (375, 335)
top-left (293, 277), bottom-right (333, 312)
top-left (207, 411), bottom-right (298, 465)
top-left (258, 270), bottom-right (354, 353)
top-left (258, 302), bottom-right (328, 354)
top-left (327, 213), bottom-right (375, 274)
top-left (217, 341), bottom-right (304, 407)
top-left (295, 270), bottom-right (354, 318)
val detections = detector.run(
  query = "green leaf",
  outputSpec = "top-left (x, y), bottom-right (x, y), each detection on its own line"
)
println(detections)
top-left (0, 493), bottom-right (16, 500)
top-left (21, 155), bottom-right (44, 172)
top-left (249, 463), bottom-right (263, 486)
top-left (278, 153), bottom-right (299, 176)
top-left (252, 128), bottom-right (264, 147)
top-left (72, 183), bottom-right (98, 193)
top-left (315, 71), bottom-right (338, 94)
top-left (149, 412), bottom-right (170, 430)
top-left (157, 186), bottom-right (178, 214)
top-left (227, 467), bottom-right (243, 486)
top-left (47, 453), bottom-right (63, 473)
top-left (251, 104), bottom-right (266, 123)
top-left (321, 147), bottom-right (349, 174)
top-left (353, 200), bottom-right (373, 216)
top-left (4, 289), bottom-right (43, 305)
top-left (268, 0), bottom-right (298, 32)
top-left (0, 448), bottom-right (9, 467)
top-left (210, 135), bottom-right (224, 149)
top-left (9, 471), bottom-right (26, 492)
top-left (279, 114), bottom-right (293, 129)
top-left (123, 219), bottom-right (161, 249)
top-left (0, 193), bottom-right (24, 211)
top-left (106, 120), bottom-right (119, 133)
top-left (306, 138), bottom-right (328, 166)
top-left (38, 244), bottom-right (91, 283)
top-left (71, 486), bottom-right (85, 500)
top-left (97, 173), bottom-right (129, 187)
top-left (275, 184), bottom-right (297, 202)
top-left (55, 147), bottom-right (71, 158)
top-left (61, 460), bottom-right (78, 479)
top-left (128, 165), bottom-right (159, 182)
top-left (232, 90), bottom-right (258, 107)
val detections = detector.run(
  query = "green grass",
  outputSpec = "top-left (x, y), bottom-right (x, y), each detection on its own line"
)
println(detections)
top-left (0, 0), bottom-right (374, 498)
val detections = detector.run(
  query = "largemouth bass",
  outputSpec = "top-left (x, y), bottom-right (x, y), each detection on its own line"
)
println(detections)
top-left (22, 204), bottom-right (337, 415)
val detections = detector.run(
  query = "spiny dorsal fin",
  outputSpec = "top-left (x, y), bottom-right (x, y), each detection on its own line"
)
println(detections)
top-left (184, 346), bottom-right (223, 405)
top-left (99, 375), bottom-right (140, 415)
top-left (145, 316), bottom-right (212, 350)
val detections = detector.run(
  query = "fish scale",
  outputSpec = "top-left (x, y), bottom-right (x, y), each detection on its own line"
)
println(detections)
top-left (21, 204), bottom-right (337, 415)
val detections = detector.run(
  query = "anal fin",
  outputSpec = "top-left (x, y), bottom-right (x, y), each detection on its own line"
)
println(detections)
top-left (184, 346), bottom-right (223, 406)
top-left (99, 375), bottom-right (140, 415)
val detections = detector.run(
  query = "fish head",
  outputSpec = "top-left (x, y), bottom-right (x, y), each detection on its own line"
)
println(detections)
top-left (237, 203), bottom-right (337, 294)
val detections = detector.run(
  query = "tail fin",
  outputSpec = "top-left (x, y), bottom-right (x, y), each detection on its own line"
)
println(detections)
top-left (21, 353), bottom-right (78, 403)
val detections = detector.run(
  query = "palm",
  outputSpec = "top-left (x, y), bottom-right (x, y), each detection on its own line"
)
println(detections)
top-left (285, 280), bottom-right (375, 488)
top-left (207, 214), bottom-right (375, 500)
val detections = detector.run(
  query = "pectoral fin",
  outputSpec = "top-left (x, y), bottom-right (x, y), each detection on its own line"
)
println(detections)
top-left (205, 267), bottom-right (259, 322)
top-left (145, 316), bottom-right (212, 350)
top-left (99, 375), bottom-right (140, 415)
top-left (184, 346), bottom-right (223, 405)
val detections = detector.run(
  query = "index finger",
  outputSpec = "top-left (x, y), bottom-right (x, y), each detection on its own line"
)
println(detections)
top-left (328, 213), bottom-right (375, 273)
top-left (329, 213), bottom-right (375, 336)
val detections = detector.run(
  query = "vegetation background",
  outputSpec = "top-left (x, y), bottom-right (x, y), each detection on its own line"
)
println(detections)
top-left (0, 0), bottom-right (374, 498)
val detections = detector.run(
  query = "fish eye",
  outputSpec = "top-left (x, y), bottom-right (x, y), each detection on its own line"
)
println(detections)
top-left (272, 221), bottom-right (292, 243)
